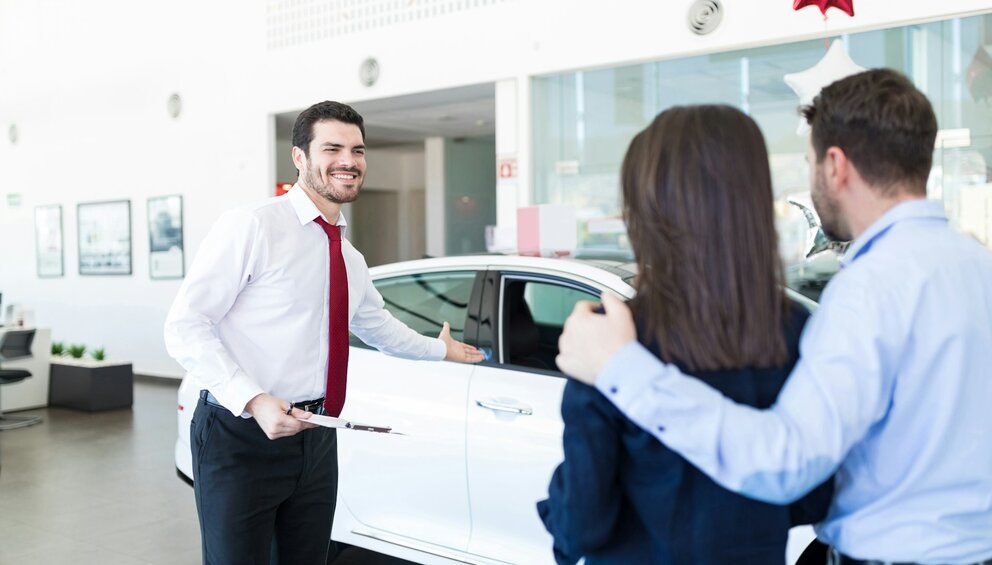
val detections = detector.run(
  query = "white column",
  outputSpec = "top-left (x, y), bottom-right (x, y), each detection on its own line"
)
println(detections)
top-left (493, 75), bottom-right (532, 252)
top-left (424, 136), bottom-right (445, 257)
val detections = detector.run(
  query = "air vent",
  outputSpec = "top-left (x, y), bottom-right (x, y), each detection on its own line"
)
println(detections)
top-left (688, 0), bottom-right (723, 35)
top-left (267, 0), bottom-right (509, 50)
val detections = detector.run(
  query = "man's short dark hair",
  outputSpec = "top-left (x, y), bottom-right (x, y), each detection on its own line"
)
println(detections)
top-left (802, 68), bottom-right (938, 196)
top-left (292, 101), bottom-right (365, 157)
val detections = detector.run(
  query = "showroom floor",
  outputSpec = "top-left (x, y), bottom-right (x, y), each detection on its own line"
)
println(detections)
top-left (0, 378), bottom-right (411, 565)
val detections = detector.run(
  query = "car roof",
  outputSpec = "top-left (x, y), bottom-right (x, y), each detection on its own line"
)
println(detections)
top-left (368, 255), bottom-right (637, 298)
top-left (368, 254), bottom-right (816, 310)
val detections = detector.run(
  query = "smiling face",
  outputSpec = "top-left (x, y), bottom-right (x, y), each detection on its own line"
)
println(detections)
top-left (296, 119), bottom-right (366, 204)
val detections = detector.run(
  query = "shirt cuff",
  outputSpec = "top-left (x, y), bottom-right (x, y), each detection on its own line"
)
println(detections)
top-left (213, 369), bottom-right (266, 418)
top-left (429, 337), bottom-right (447, 361)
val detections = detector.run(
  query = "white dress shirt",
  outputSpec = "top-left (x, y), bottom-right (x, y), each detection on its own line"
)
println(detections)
top-left (596, 200), bottom-right (992, 563)
top-left (164, 185), bottom-right (446, 417)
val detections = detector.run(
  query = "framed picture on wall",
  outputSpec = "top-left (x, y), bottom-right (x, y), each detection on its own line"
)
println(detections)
top-left (147, 194), bottom-right (184, 279)
top-left (77, 200), bottom-right (132, 275)
top-left (34, 204), bottom-right (64, 277)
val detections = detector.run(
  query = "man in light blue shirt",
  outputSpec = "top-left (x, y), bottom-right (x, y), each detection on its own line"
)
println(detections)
top-left (556, 69), bottom-right (992, 565)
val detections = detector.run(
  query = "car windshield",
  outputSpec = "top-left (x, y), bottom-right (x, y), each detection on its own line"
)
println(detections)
top-left (580, 251), bottom-right (834, 304)
top-left (574, 193), bottom-right (849, 303)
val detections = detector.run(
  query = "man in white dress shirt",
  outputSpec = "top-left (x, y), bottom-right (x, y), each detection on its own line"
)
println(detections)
top-left (164, 101), bottom-right (483, 565)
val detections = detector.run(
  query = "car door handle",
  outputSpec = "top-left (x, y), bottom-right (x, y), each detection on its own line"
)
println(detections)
top-left (475, 398), bottom-right (533, 416)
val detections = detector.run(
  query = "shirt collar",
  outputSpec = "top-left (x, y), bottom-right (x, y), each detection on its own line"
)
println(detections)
top-left (840, 198), bottom-right (947, 268)
top-left (286, 184), bottom-right (349, 233)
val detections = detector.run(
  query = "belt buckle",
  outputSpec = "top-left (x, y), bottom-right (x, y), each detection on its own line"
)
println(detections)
top-left (294, 399), bottom-right (323, 414)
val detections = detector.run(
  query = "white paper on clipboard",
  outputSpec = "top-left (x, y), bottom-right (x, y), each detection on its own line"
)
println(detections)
top-left (299, 414), bottom-right (404, 435)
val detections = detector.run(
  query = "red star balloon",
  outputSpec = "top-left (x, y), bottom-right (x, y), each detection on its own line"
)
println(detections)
top-left (793, 0), bottom-right (855, 17)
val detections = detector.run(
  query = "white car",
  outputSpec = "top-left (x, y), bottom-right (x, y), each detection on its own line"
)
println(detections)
top-left (176, 255), bottom-right (817, 564)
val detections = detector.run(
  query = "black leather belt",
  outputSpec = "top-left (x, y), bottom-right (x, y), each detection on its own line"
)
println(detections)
top-left (290, 398), bottom-right (325, 414)
top-left (199, 390), bottom-right (325, 414)
top-left (828, 547), bottom-right (992, 565)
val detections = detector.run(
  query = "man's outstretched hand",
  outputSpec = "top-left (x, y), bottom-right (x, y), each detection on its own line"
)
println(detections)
top-left (556, 293), bottom-right (636, 384)
top-left (439, 321), bottom-right (486, 363)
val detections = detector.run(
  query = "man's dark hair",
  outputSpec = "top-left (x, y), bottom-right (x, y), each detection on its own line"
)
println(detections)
top-left (292, 101), bottom-right (365, 156)
top-left (802, 68), bottom-right (937, 196)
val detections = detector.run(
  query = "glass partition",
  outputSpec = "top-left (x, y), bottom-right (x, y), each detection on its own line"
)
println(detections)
top-left (532, 13), bottom-right (992, 298)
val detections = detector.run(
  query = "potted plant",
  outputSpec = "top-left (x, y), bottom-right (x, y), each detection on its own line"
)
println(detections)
top-left (49, 343), bottom-right (133, 411)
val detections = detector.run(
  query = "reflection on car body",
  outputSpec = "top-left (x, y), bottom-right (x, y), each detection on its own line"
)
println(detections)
top-left (176, 255), bottom-right (818, 564)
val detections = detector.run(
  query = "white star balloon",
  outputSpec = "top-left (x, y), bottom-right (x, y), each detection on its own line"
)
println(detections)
top-left (784, 39), bottom-right (867, 134)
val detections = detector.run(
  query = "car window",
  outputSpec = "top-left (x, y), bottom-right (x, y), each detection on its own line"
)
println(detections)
top-left (374, 271), bottom-right (476, 341)
top-left (501, 279), bottom-right (598, 371)
top-left (526, 284), bottom-right (595, 326)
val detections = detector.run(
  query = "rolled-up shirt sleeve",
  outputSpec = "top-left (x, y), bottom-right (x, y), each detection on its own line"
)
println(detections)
top-left (596, 279), bottom-right (894, 504)
top-left (163, 211), bottom-right (265, 416)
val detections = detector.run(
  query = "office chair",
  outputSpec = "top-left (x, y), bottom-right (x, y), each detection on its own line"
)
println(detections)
top-left (0, 329), bottom-right (43, 430)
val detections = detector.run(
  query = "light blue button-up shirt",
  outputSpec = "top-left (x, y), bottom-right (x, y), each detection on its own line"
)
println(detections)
top-left (596, 199), bottom-right (992, 563)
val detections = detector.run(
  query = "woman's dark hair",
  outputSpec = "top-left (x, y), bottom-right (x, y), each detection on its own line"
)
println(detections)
top-left (292, 100), bottom-right (366, 156)
top-left (802, 69), bottom-right (937, 196)
top-left (622, 105), bottom-right (788, 371)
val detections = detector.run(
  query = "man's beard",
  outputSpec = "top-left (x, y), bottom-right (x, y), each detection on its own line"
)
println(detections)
top-left (811, 167), bottom-right (850, 242)
top-left (302, 161), bottom-right (362, 204)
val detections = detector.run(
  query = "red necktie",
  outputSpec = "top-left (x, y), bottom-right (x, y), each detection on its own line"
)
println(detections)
top-left (314, 216), bottom-right (349, 417)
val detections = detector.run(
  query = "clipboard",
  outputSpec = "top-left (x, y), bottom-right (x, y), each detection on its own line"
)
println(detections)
top-left (299, 413), bottom-right (406, 435)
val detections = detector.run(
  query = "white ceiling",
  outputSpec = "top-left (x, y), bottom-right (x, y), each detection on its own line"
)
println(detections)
top-left (275, 82), bottom-right (495, 147)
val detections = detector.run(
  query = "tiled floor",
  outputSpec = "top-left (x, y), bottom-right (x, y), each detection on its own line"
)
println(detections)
top-left (0, 378), bottom-right (201, 565)
top-left (0, 378), bottom-right (412, 565)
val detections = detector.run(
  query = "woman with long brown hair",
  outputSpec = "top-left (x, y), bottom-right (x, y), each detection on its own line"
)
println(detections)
top-left (538, 105), bottom-right (831, 564)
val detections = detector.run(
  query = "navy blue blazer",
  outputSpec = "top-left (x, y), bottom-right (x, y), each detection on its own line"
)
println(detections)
top-left (538, 302), bottom-right (833, 565)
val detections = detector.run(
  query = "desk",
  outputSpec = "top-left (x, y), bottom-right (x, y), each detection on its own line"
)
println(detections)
top-left (0, 327), bottom-right (51, 412)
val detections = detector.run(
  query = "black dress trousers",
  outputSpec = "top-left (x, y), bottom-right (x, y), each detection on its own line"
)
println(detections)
top-left (191, 398), bottom-right (338, 565)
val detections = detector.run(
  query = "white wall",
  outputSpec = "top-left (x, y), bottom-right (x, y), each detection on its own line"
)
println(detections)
top-left (355, 144), bottom-right (426, 263)
top-left (2, 0), bottom-right (988, 378)
top-left (425, 136), bottom-right (446, 257)
top-left (0, 0), bottom-right (267, 377)
top-left (363, 145), bottom-right (426, 194)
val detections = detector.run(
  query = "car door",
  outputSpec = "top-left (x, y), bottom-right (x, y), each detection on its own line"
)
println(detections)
top-left (464, 270), bottom-right (602, 563)
top-left (337, 270), bottom-right (480, 553)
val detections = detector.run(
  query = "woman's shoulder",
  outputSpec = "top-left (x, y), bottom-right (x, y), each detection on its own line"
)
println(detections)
top-left (561, 380), bottom-right (660, 440)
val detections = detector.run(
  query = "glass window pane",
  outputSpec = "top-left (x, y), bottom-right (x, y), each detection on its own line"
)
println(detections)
top-left (375, 272), bottom-right (476, 341)
top-left (524, 283), bottom-right (595, 327)
top-left (532, 13), bottom-right (992, 300)
top-left (502, 279), bottom-right (597, 370)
